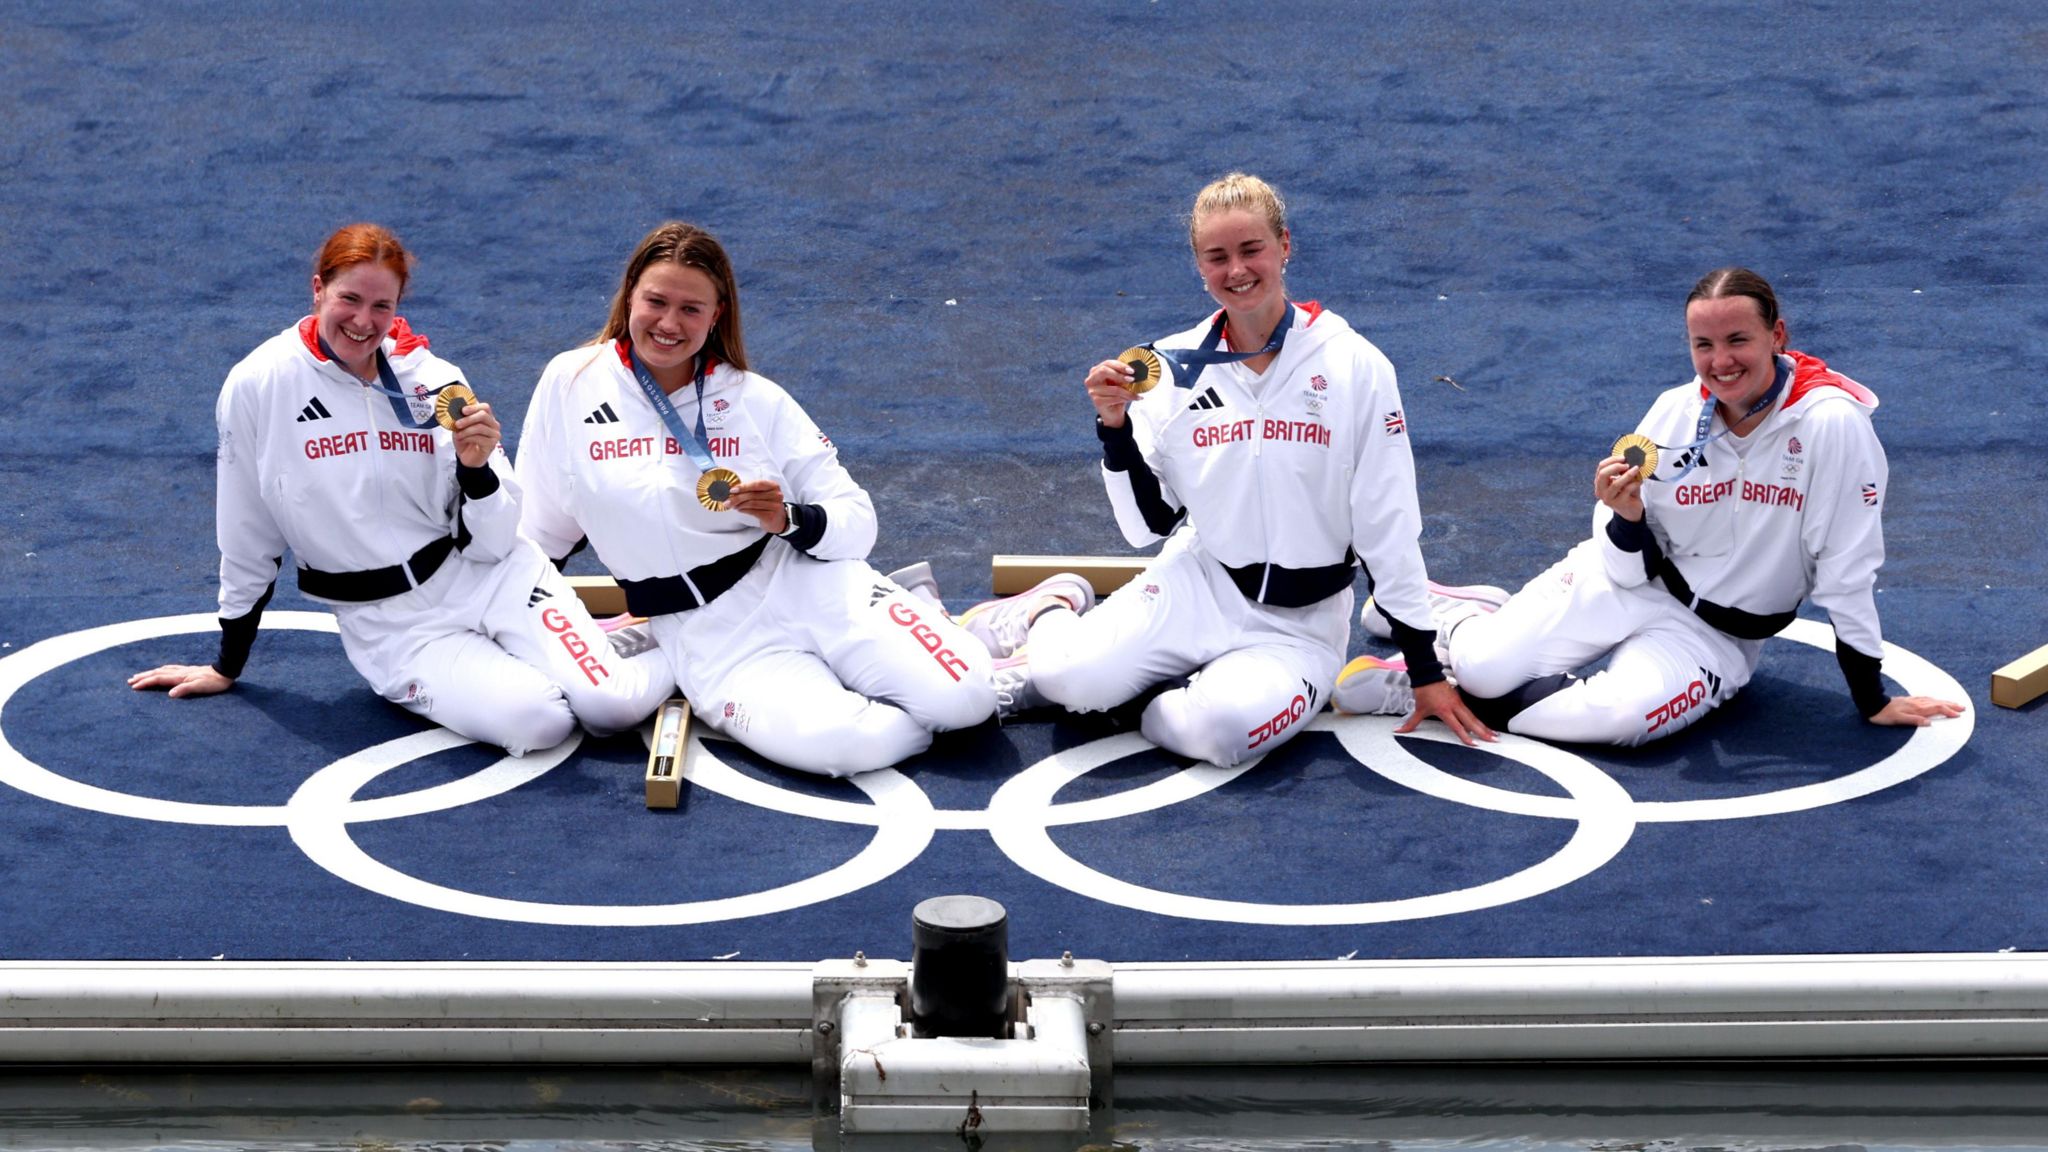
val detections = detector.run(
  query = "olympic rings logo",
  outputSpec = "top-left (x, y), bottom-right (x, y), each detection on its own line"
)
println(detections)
top-left (0, 614), bottom-right (1973, 928)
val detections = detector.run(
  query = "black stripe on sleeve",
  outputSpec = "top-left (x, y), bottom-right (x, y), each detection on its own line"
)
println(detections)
top-left (1835, 638), bottom-right (1890, 719)
top-left (1097, 416), bottom-right (1185, 538)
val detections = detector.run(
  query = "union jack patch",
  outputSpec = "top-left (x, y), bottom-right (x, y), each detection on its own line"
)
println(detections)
top-left (1383, 410), bottom-right (1406, 436)
top-left (818, 431), bottom-right (833, 447)
top-left (1862, 482), bottom-right (1880, 506)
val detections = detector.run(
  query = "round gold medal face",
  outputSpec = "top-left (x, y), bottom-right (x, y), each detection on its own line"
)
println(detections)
top-left (433, 383), bottom-right (477, 431)
top-left (1612, 433), bottom-right (1659, 480)
top-left (1118, 346), bottom-right (1164, 394)
top-left (697, 467), bottom-right (743, 511)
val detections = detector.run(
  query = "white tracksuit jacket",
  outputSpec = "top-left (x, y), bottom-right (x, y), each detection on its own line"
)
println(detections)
top-left (514, 341), bottom-right (874, 579)
top-left (1101, 302), bottom-right (1443, 679)
top-left (215, 317), bottom-right (513, 627)
top-left (1608, 350), bottom-right (1889, 708)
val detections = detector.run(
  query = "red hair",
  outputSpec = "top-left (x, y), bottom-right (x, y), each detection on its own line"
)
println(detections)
top-left (314, 223), bottom-right (414, 298)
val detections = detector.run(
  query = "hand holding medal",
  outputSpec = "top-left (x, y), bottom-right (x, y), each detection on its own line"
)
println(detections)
top-left (1089, 305), bottom-right (1295, 428)
top-left (722, 477), bottom-right (791, 533)
top-left (1610, 433), bottom-right (1659, 481)
top-left (1115, 346), bottom-right (1168, 394)
top-left (696, 467), bottom-right (744, 512)
top-left (434, 383), bottom-right (477, 431)
top-left (1596, 437), bottom-right (1649, 523)
top-left (438, 383), bottom-right (498, 468)
top-left (1085, 354), bottom-right (1149, 428)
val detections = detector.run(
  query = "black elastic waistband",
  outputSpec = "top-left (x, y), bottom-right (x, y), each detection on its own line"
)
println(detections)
top-left (1223, 555), bottom-right (1356, 608)
top-left (619, 533), bottom-right (772, 616)
top-left (1655, 555), bottom-right (1796, 641)
top-left (298, 534), bottom-right (456, 603)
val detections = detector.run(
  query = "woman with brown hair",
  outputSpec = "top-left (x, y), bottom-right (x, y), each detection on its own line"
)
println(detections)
top-left (1338, 266), bottom-right (1966, 743)
top-left (515, 221), bottom-right (994, 776)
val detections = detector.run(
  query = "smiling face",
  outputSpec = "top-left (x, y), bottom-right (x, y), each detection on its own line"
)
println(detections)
top-left (1686, 293), bottom-right (1787, 421)
top-left (1192, 207), bottom-right (1290, 329)
top-left (626, 261), bottom-right (723, 387)
top-left (311, 262), bottom-right (403, 378)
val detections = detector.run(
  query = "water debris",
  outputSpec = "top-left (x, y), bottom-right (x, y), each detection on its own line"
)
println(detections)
top-left (1432, 374), bottom-right (1465, 391)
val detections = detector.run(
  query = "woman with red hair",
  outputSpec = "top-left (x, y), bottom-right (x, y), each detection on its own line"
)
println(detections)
top-left (131, 223), bottom-right (672, 755)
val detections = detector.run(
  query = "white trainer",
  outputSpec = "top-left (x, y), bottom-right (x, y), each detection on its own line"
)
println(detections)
top-left (1332, 654), bottom-right (1414, 716)
top-left (886, 560), bottom-right (943, 607)
top-left (1360, 581), bottom-right (1509, 641)
top-left (956, 573), bottom-right (1095, 659)
top-left (598, 613), bottom-right (659, 658)
top-left (990, 648), bottom-right (1049, 720)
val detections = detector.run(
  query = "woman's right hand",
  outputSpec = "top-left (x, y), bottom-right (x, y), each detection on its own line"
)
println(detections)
top-left (1085, 359), bottom-right (1139, 428)
top-left (128, 664), bottom-right (234, 699)
top-left (1595, 454), bottom-right (1646, 522)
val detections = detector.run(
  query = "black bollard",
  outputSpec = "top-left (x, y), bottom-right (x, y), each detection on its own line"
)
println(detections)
top-left (909, 895), bottom-right (1011, 1038)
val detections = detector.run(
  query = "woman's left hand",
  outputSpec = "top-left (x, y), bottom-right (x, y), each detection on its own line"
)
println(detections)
top-left (727, 478), bottom-right (789, 533)
top-left (453, 400), bottom-right (501, 469)
top-left (1396, 680), bottom-right (1497, 746)
top-left (1869, 695), bottom-right (1968, 727)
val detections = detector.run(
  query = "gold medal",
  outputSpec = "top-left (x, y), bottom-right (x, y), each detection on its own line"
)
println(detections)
top-left (1611, 433), bottom-right (1659, 480)
top-left (696, 467), bottom-right (743, 511)
top-left (1117, 346), bottom-right (1166, 394)
top-left (433, 383), bottom-right (477, 431)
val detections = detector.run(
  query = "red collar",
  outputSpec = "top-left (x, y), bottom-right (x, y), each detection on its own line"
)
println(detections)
top-left (298, 315), bottom-right (428, 360)
top-left (614, 338), bottom-right (720, 379)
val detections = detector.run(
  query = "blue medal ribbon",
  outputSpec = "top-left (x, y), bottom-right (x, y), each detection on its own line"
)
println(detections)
top-left (1645, 357), bottom-right (1790, 483)
top-left (1149, 302), bottom-right (1294, 392)
top-left (317, 335), bottom-right (445, 430)
top-left (624, 345), bottom-right (721, 475)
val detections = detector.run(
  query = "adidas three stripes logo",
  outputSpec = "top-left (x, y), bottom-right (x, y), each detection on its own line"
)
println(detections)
top-left (1186, 387), bottom-right (1224, 411)
top-left (584, 403), bottom-right (621, 424)
top-left (295, 397), bottom-right (333, 422)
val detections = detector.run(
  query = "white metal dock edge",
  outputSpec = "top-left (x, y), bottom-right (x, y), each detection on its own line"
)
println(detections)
top-left (5, 952), bottom-right (2048, 1064)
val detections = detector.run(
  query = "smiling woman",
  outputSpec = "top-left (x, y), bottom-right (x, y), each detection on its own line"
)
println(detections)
top-left (1337, 266), bottom-right (1969, 745)
top-left (126, 223), bottom-right (674, 756)
top-left (513, 221), bottom-right (997, 778)
top-left (951, 173), bottom-right (1490, 764)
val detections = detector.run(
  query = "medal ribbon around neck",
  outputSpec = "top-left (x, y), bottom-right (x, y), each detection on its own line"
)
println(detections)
top-left (1615, 356), bottom-right (1789, 483)
top-left (626, 347), bottom-right (743, 511)
top-left (1119, 302), bottom-right (1294, 394)
top-left (318, 335), bottom-right (471, 431)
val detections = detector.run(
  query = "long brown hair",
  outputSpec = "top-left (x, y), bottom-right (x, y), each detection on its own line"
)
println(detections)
top-left (595, 222), bottom-right (748, 371)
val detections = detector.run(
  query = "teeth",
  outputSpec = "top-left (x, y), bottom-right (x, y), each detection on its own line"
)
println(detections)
top-left (651, 334), bottom-right (682, 347)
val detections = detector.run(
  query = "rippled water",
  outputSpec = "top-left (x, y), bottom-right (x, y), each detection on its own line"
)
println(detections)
top-left (3, 1063), bottom-right (2047, 1151)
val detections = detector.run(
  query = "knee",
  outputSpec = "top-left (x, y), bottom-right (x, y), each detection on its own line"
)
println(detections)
top-left (1450, 658), bottom-right (1522, 702)
top-left (571, 691), bottom-right (656, 738)
top-left (773, 709), bottom-right (933, 777)
top-left (1506, 691), bottom-right (1644, 748)
top-left (1033, 649), bottom-right (1124, 712)
top-left (915, 682), bottom-right (997, 732)
top-left (1140, 692), bottom-right (1261, 767)
top-left (481, 691), bottom-right (578, 757)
